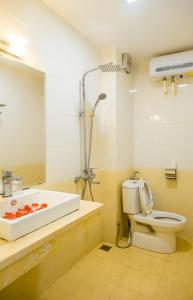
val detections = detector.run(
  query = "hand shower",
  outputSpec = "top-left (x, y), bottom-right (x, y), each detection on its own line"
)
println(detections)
top-left (90, 93), bottom-right (107, 116)
top-left (87, 93), bottom-right (107, 174)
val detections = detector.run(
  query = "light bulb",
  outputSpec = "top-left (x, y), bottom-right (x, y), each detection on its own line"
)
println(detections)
top-left (126, 0), bottom-right (137, 3)
top-left (6, 34), bottom-right (29, 58)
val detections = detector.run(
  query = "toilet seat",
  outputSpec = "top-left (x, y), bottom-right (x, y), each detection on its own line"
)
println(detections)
top-left (139, 179), bottom-right (153, 215)
top-left (136, 179), bottom-right (186, 229)
top-left (133, 210), bottom-right (186, 230)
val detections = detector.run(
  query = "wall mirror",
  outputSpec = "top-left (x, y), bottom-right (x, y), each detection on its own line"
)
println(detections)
top-left (0, 55), bottom-right (45, 190)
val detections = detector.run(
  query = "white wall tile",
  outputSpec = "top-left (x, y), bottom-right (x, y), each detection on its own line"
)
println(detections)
top-left (46, 147), bottom-right (80, 183)
top-left (134, 61), bottom-right (193, 170)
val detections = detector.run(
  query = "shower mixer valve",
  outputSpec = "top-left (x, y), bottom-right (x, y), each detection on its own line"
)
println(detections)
top-left (74, 168), bottom-right (100, 184)
top-left (83, 167), bottom-right (97, 180)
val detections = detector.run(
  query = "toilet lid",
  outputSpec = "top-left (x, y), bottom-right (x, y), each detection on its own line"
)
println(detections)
top-left (139, 179), bottom-right (153, 215)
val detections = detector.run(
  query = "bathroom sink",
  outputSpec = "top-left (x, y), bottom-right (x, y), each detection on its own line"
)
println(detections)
top-left (0, 189), bottom-right (80, 241)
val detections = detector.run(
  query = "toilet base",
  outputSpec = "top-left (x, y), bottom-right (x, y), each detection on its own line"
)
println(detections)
top-left (131, 231), bottom-right (176, 253)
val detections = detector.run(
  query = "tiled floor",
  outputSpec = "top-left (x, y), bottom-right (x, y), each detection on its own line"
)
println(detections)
top-left (40, 237), bottom-right (193, 300)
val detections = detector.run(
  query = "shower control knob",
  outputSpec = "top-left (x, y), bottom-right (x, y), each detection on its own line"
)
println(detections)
top-left (74, 176), bottom-right (81, 183)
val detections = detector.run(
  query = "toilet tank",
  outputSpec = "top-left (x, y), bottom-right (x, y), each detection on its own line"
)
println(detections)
top-left (122, 180), bottom-right (141, 214)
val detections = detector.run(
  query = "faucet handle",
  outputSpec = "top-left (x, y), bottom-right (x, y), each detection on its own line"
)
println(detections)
top-left (92, 181), bottom-right (100, 185)
top-left (74, 175), bottom-right (81, 183)
top-left (12, 176), bottom-right (23, 192)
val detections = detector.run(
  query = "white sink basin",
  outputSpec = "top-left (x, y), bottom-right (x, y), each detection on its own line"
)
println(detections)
top-left (0, 189), bottom-right (80, 241)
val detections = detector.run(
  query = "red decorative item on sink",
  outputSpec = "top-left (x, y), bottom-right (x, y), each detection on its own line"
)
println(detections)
top-left (3, 203), bottom-right (48, 220)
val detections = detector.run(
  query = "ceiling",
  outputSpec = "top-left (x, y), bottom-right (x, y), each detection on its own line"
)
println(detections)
top-left (43, 0), bottom-right (193, 61)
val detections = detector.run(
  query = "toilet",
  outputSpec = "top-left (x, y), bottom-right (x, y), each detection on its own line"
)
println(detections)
top-left (122, 179), bottom-right (186, 253)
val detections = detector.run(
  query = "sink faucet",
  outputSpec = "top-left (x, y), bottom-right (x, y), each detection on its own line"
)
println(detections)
top-left (2, 170), bottom-right (13, 197)
top-left (2, 170), bottom-right (22, 197)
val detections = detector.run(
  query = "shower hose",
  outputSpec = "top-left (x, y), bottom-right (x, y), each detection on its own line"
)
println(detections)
top-left (81, 180), bottom-right (94, 202)
top-left (81, 115), bottom-right (95, 202)
top-left (116, 218), bottom-right (132, 249)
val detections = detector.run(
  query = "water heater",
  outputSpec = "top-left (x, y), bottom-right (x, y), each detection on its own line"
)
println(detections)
top-left (150, 50), bottom-right (193, 78)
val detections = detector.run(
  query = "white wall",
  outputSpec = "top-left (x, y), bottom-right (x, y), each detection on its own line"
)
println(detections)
top-left (0, 0), bottom-right (100, 183)
top-left (133, 60), bottom-right (193, 170)
top-left (94, 48), bottom-right (133, 171)
top-left (100, 48), bottom-right (117, 170)
top-left (116, 51), bottom-right (133, 170)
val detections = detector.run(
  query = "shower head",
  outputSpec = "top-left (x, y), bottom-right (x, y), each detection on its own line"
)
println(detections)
top-left (82, 62), bottom-right (122, 82)
top-left (98, 62), bottom-right (122, 73)
top-left (91, 93), bottom-right (107, 115)
top-left (98, 93), bottom-right (107, 100)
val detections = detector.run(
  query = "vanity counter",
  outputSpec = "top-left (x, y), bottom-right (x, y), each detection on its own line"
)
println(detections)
top-left (0, 200), bottom-right (103, 272)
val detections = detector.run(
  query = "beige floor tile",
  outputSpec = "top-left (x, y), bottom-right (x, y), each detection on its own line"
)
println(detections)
top-left (74, 277), bottom-right (116, 300)
top-left (120, 266), bottom-right (161, 297)
top-left (120, 252), bottom-right (166, 297)
top-left (51, 268), bottom-right (85, 293)
top-left (107, 245), bottom-right (139, 267)
top-left (120, 267), bottom-right (144, 292)
top-left (155, 259), bottom-right (193, 300)
top-left (92, 256), bottom-right (129, 285)
top-left (41, 286), bottom-right (78, 300)
top-left (130, 252), bottom-right (166, 277)
top-left (155, 275), bottom-right (193, 300)
top-left (110, 286), bottom-right (154, 300)
top-left (139, 272), bottom-right (160, 297)
top-left (164, 258), bottom-right (193, 275)
top-left (138, 247), bottom-right (169, 260)
top-left (74, 248), bottom-right (105, 276)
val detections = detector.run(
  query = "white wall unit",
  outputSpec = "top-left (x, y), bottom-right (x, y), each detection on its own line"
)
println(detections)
top-left (150, 50), bottom-right (193, 78)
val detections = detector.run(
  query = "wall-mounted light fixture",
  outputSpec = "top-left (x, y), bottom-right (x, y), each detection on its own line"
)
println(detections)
top-left (0, 35), bottom-right (28, 59)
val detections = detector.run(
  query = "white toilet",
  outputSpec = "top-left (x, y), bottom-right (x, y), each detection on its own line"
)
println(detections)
top-left (122, 179), bottom-right (186, 253)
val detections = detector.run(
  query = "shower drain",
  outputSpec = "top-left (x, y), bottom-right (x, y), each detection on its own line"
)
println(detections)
top-left (99, 244), bottom-right (112, 252)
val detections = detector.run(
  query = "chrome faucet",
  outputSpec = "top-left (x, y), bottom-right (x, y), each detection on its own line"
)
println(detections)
top-left (2, 170), bottom-right (13, 197)
top-left (2, 170), bottom-right (22, 197)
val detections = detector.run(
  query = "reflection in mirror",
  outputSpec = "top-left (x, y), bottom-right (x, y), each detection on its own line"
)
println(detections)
top-left (0, 55), bottom-right (45, 191)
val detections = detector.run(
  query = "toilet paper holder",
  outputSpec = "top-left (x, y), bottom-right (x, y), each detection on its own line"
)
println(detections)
top-left (165, 168), bottom-right (177, 180)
